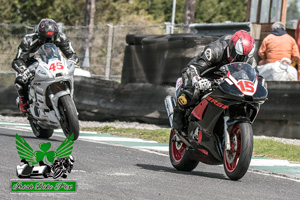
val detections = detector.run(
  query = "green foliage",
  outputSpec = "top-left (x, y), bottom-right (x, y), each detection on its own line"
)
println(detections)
top-left (0, 0), bottom-right (85, 25)
top-left (136, 0), bottom-right (247, 24)
top-left (287, 0), bottom-right (300, 21)
top-left (0, 0), bottom-right (248, 25)
top-left (195, 0), bottom-right (247, 23)
top-left (142, 0), bottom-right (185, 23)
top-left (0, 0), bottom-right (22, 23)
top-left (95, 0), bottom-right (158, 25)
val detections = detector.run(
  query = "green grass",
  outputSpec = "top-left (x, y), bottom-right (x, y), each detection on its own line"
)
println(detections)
top-left (82, 126), bottom-right (170, 143)
top-left (81, 126), bottom-right (300, 162)
top-left (253, 139), bottom-right (300, 162)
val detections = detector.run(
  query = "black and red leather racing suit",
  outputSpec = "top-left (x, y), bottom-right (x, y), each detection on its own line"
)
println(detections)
top-left (172, 34), bottom-right (257, 131)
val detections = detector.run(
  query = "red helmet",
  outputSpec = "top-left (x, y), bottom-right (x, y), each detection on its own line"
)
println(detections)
top-left (227, 30), bottom-right (255, 62)
top-left (37, 18), bottom-right (59, 43)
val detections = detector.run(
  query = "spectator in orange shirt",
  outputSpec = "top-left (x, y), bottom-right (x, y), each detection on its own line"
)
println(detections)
top-left (295, 19), bottom-right (300, 54)
top-left (295, 19), bottom-right (300, 74)
top-left (258, 22), bottom-right (299, 66)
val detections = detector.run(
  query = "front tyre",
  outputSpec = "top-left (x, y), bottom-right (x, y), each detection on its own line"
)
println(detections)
top-left (169, 130), bottom-right (199, 171)
top-left (29, 119), bottom-right (54, 138)
top-left (224, 123), bottom-right (253, 180)
top-left (58, 95), bottom-right (79, 140)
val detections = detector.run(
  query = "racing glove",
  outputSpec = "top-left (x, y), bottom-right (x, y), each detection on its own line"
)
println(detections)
top-left (68, 54), bottom-right (79, 64)
top-left (21, 69), bottom-right (32, 84)
top-left (192, 76), bottom-right (211, 91)
top-left (18, 66), bottom-right (32, 84)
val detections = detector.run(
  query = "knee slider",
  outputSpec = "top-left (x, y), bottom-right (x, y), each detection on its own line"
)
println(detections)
top-left (15, 83), bottom-right (23, 91)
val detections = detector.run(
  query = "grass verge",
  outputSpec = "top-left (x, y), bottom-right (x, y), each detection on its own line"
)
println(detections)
top-left (81, 126), bottom-right (300, 162)
top-left (82, 126), bottom-right (170, 143)
top-left (253, 139), bottom-right (300, 162)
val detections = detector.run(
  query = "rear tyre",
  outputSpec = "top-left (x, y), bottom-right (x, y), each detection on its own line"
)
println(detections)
top-left (29, 119), bottom-right (54, 138)
top-left (58, 95), bottom-right (79, 140)
top-left (169, 130), bottom-right (199, 171)
top-left (224, 123), bottom-right (253, 180)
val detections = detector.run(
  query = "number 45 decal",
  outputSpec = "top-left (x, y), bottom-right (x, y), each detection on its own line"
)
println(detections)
top-left (49, 62), bottom-right (64, 72)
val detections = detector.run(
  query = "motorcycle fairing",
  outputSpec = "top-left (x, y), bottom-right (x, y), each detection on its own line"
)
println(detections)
top-left (191, 93), bottom-right (232, 133)
top-left (191, 99), bottom-right (209, 120)
top-left (188, 95), bottom-right (230, 163)
top-left (188, 122), bottom-right (223, 164)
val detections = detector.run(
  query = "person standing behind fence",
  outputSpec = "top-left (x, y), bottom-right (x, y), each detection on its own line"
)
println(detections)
top-left (295, 19), bottom-right (300, 77)
top-left (258, 22), bottom-right (299, 70)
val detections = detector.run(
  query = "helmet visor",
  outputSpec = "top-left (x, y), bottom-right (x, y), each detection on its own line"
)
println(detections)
top-left (232, 53), bottom-right (248, 62)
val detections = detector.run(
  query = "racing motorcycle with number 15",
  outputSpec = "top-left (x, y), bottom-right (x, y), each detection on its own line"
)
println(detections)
top-left (164, 62), bottom-right (268, 180)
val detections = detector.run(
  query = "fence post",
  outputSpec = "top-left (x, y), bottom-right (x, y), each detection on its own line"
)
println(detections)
top-left (165, 22), bottom-right (172, 34)
top-left (105, 24), bottom-right (114, 80)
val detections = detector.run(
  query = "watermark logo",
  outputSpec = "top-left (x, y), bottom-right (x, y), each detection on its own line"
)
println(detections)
top-left (11, 180), bottom-right (76, 193)
top-left (12, 134), bottom-right (76, 193)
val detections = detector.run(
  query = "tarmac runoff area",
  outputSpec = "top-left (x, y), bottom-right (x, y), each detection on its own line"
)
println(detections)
top-left (0, 115), bottom-right (300, 182)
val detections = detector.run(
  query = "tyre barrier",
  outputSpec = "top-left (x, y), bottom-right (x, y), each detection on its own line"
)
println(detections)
top-left (121, 34), bottom-right (218, 86)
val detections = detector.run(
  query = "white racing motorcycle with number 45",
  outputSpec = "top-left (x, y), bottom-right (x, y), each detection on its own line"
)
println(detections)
top-left (22, 43), bottom-right (79, 140)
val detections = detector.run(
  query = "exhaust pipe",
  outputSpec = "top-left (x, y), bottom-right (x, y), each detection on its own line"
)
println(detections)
top-left (164, 95), bottom-right (176, 127)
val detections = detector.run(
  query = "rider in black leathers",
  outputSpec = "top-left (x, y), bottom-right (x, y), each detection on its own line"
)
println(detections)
top-left (173, 30), bottom-right (257, 132)
top-left (12, 18), bottom-right (79, 114)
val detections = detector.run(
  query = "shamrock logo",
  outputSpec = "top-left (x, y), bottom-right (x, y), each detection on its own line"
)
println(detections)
top-left (34, 142), bottom-right (56, 164)
top-left (16, 134), bottom-right (74, 166)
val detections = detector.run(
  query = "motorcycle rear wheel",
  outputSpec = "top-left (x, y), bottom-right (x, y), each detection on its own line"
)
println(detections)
top-left (58, 95), bottom-right (79, 140)
top-left (169, 130), bottom-right (199, 171)
top-left (223, 122), bottom-right (253, 180)
top-left (29, 119), bottom-right (54, 138)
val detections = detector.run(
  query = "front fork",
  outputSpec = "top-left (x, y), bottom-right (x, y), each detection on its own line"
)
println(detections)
top-left (224, 116), bottom-right (231, 151)
top-left (164, 95), bottom-right (176, 127)
top-left (49, 93), bottom-right (61, 121)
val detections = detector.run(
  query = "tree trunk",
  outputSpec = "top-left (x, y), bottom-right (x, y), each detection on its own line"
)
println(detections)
top-left (184, 0), bottom-right (196, 33)
top-left (81, 0), bottom-right (95, 67)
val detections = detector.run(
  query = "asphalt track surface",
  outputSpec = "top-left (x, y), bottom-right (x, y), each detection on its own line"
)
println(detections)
top-left (1, 127), bottom-right (300, 200)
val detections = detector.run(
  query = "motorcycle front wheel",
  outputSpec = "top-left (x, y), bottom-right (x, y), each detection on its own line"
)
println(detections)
top-left (169, 130), bottom-right (199, 171)
top-left (58, 95), bottom-right (79, 140)
top-left (53, 168), bottom-right (63, 179)
top-left (29, 119), bottom-right (54, 138)
top-left (223, 122), bottom-right (253, 180)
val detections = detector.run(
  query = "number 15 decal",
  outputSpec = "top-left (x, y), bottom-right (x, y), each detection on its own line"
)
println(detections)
top-left (237, 80), bottom-right (257, 96)
top-left (49, 62), bottom-right (64, 72)
top-left (237, 80), bottom-right (254, 92)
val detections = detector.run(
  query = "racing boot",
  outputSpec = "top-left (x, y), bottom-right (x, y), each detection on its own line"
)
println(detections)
top-left (16, 96), bottom-right (29, 114)
top-left (15, 80), bottom-right (29, 114)
top-left (172, 106), bottom-right (186, 133)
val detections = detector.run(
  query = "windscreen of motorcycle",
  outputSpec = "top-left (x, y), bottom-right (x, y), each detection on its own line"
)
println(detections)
top-left (37, 43), bottom-right (61, 64)
top-left (218, 62), bottom-right (258, 97)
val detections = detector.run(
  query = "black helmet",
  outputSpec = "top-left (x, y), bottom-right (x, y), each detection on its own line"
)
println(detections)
top-left (37, 18), bottom-right (59, 43)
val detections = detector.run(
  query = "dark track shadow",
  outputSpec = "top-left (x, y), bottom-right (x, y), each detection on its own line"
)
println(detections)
top-left (136, 163), bottom-right (229, 180)
top-left (0, 128), bottom-right (62, 142)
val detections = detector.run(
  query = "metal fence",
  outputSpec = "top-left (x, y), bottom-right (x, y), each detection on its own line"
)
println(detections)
top-left (0, 23), bottom-right (186, 80)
